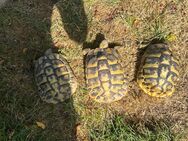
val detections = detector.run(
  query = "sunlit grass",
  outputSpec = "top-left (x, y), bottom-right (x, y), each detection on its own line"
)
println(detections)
top-left (89, 115), bottom-right (185, 141)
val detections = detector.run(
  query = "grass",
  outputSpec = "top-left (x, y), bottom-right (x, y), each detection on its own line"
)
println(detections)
top-left (0, 0), bottom-right (188, 141)
top-left (89, 115), bottom-right (185, 141)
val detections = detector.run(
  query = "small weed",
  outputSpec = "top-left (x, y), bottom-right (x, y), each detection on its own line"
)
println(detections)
top-left (151, 18), bottom-right (167, 40)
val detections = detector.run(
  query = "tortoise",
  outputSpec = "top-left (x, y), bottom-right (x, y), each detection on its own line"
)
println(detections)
top-left (137, 43), bottom-right (179, 97)
top-left (34, 49), bottom-right (77, 104)
top-left (84, 40), bottom-right (128, 103)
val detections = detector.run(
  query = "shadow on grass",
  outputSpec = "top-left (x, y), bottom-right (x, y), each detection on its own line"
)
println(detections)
top-left (0, 92), bottom-right (77, 140)
top-left (0, 0), bottom-right (88, 140)
top-left (55, 0), bottom-right (88, 43)
top-left (39, 98), bottom-right (77, 141)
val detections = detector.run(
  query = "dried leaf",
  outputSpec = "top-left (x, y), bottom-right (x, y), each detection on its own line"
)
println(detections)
top-left (36, 121), bottom-right (46, 129)
top-left (22, 48), bottom-right (28, 54)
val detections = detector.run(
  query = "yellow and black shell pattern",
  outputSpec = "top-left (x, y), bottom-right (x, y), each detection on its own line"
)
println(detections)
top-left (34, 49), bottom-right (77, 104)
top-left (84, 40), bottom-right (128, 103)
top-left (137, 43), bottom-right (179, 97)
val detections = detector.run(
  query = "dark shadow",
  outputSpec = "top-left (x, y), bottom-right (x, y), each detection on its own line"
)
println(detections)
top-left (26, 0), bottom-right (87, 59)
top-left (55, 0), bottom-right (88, 43)
top-left (83, 33), bottom-right (105, 50)
top-left (0, 0), bottom-right (88, 140)
top-left (41, 98), bottom-right (77, 141)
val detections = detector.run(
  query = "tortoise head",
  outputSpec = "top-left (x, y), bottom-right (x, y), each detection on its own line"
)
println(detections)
top-left (99, 40), bottom-right (109, 49)
top-left (45, 48), bottom-right (59, 55)
top-left (45, 48), bottom-right (53, 55)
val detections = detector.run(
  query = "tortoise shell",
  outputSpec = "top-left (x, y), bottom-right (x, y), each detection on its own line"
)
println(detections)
top-left (137, 43), bottom-right (179, 97)
top-left (34, 49), bottom-right (77, 104)
top-left (84, 40), bottom-right (128, 103)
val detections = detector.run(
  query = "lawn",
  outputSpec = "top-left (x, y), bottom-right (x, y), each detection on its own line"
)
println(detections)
top-left (0, 0), bottom-right (188, 141)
